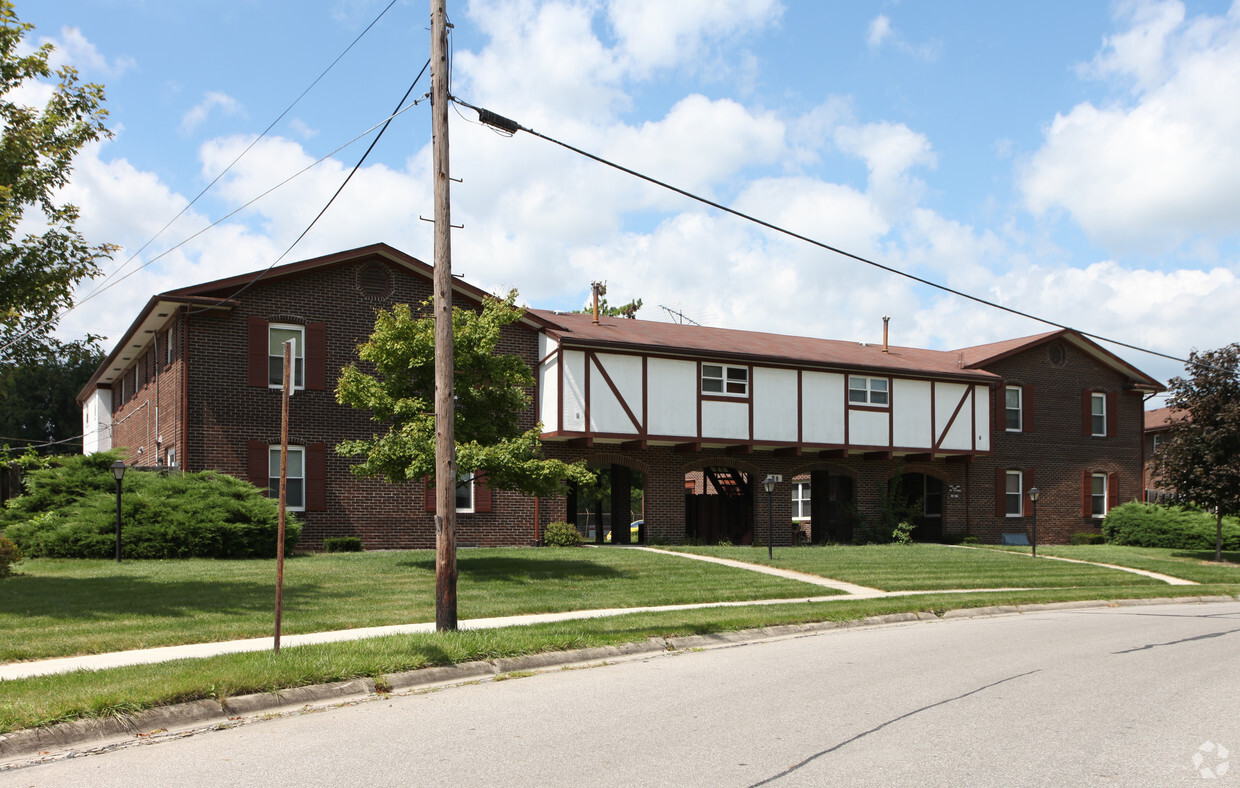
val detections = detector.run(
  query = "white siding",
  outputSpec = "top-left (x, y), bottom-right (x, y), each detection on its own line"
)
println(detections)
top-left (892, 379), bottom-right (932, 447)
top-left (802, 371), bottom-right (845, 444)
top-left (702, 400), bottom-right (749, 441)
top-left (538, 356), bottom-right (559, 432)
top-left (974, 386), bottom-right (990, 452)
top-left (647, 358), bottom-right (697, 437)
top-left (849, 409), bottom-right (889, 447)
top-left (590, 353), bottom-right (643, 433)
top-left (82, 389), bottom-right (113, 453)
top-left (752, 367), bottom-right (798, 442)
top-left (562, 350), bottom-right (586, 432)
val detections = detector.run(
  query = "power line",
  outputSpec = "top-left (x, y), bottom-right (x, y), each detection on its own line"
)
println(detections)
top-left (79, 0), bottom-right (402, 304)
top-left (189, 61), bottom-right (431, 313)
top-left (454, 97), bottom-right (1198, 374)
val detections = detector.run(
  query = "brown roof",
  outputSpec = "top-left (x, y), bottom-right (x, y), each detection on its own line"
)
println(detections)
top-left (1145, 406), bottom-right (1189, 432)
top-left (957, 328), bottom-right (1165, 391)
top-left (529, 310), bottom-right (997, 382)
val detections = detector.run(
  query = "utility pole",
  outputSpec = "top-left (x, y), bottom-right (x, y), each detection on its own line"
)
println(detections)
top-left (431, 0), bottom-right (457, 631)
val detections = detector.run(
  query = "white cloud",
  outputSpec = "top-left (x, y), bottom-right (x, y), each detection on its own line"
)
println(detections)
top-left (867, 15), bottom-right (892, 48)
top-left (41, 27), bottom-right (136, 77)
top-left (181, 92), bottom-right (244, 135)
top-left (861, 13), bottom-right (940, 61)
top-left (606, 0), bottom-right (783, 76)
top-left (1022, 0), bottom-right (1240, 251)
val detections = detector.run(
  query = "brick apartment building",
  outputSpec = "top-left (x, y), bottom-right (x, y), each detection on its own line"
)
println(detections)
top-left (78, 243), bottom-right (1164, 549)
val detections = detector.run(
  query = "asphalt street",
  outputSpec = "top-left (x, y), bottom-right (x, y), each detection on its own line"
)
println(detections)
top-left (4, 601), bottom-right (1238, 787)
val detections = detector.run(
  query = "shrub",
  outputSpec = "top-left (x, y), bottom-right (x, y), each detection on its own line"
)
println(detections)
top-left (323, 536), bottom-right (364, 553)
top-left (1069, 532), bottom-right (1106, 546)
top-left (891, 521), bottom-right (915, 545)
top-left (542, 521), bottom-right (583, 547)
top-left (1101, 502), bottom-right (1240, 551)
top-left (962, 536), bottom-right (982, 546)
top-left (0, 536), bottom-right (22, 578)
top-left (2, 452), bottom-right (299, 559)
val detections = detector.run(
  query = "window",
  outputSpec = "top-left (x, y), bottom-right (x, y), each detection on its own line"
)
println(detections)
top-left (1091, 473), bottom-right (1107, 517)
top-left (1005, 387), bottom-right (1022, 431)
top-left (1152, 433), bottom-right (1162, 451)
top-left (848, 376), bottom-right (889, 406)
top-left (702, 364), bottom-right (748, 396)
top-left (1091, 393), bottom-right (1106, 436)
top-left (269, 324), bottom-right (305, 388)
top-left (1006, 471), bottom-right (1023, 517)
top-left (792, 481), bottom-right (811, 521)
top-left (268, 446), bottom-right (305, 511)
top-left (456, 472), bottom-right (475, 513)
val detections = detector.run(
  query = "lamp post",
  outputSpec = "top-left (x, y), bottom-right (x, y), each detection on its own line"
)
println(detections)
top-left (1028, 487), bottom-right (1040, 559)
top-left (111, 460), bottom-right (127, 563)
top-left (762, 475), bottom-right (776, 560)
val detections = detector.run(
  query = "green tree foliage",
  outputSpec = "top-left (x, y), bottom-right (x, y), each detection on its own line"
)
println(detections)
top-left (0, 1), bottom-right (115, 363)
top-left (0, 335), bottom-right (101, 450)
top-left (2, 450), bottom-right (298, 558)
top-left (571, 282), bottom-right (642, 319)
top-left (1152, 344), bottom-right (1240, 561)
top-left (336, 292), bottom-right (593, 496)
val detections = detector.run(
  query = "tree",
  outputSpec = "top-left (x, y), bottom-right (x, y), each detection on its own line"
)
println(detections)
top-left (0, 1), bottom-right (115, 363)
top-left (572, 282), bottom-right (643, 319)
top-left (336, 291), bottom-right (593, 497)
top-left (0, 335), bottom-right (101, 450)
top-left (1152, 344), bottom-right (1240, 561)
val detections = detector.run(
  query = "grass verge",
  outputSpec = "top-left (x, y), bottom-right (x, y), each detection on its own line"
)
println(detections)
top-left (982, 544), bottom-right (1240, 584)
top-left (2, 583), bottom-right (1234, 735)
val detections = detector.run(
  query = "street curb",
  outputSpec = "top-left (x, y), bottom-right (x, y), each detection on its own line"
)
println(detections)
top-left (3, 594), bottom-right (1237, 765)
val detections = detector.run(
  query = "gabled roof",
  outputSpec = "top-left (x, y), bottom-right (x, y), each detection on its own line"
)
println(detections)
top-left (528, 310), bottom-right (997, 382)
top-left (1145, 406), bottom-right (1189, 432)
top-left (957, 328), bottom-right (1165, 392)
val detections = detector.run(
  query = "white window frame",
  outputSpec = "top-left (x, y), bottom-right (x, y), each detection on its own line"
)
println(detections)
top-left (268, 445), bottom-right (305, 512)
top-left (268, 323), bottom-right (305, 390)
top-left (1091, 473), bottom-right (1108, 518)
top-left (1152, 433), bottom-right (1161, 450)
top-left (792, 481), bottom-right (811, 522)
top-left (701, 363), bottom-right (748, 397)
top-left (455, 472), bottom-right (475, 514)
top-left (1005, 470), bottom-right (1023, 517)
top-left (1091, 392), bottom-right (1106, 437)
top-left (1005, 386), bottom-right (1022, 432)
top-left (848, 375), bottom-right (889, 407)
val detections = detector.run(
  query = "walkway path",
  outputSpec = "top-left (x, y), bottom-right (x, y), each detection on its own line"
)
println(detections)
top-left (0, 546), bottom-right (1197, 682)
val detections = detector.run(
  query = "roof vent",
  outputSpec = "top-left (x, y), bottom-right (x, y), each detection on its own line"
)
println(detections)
top-left (882, 315), bottom-right (891, 354)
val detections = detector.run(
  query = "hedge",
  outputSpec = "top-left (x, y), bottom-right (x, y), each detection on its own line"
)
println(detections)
top-left (1101, 502), bottom-right (1240, 551)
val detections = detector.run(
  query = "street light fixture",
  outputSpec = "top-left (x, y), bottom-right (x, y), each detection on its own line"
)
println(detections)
top-left (111, 460), bottom-right (127, 563)
top-left (762, 475), bottom-right (776, 560)
top-left (1028, 487), bottom-right (1040, 559)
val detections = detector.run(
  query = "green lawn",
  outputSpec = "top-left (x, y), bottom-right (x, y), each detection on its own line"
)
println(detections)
top-left (662, 543), bottom-right (1167, 590)
top-left (0, 548), bottom-right (834, 662)
top-left (986, 544), bottom-right (1240, 584)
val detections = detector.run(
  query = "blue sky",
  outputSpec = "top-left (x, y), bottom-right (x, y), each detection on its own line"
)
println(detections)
top-left (19, 0), bottom-right (1240, 394)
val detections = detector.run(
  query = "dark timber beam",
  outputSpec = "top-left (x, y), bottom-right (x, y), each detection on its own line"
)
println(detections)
top-left (674, 442), bottom-right (702, 454)
top-left (620, 440), bottom-right (647, 452)
top-left (773, 446), bottom-right (802, 457)
top-left (725, 444), bottom-right (753, 455)
top-left (819, 449), bottom-right (848, 459)
top-left (567, 437), bottom-right (594, 449)
top-left (863, 451), bottom-right (893, 461)
top-left (904, 453), bottom-right (934, 463)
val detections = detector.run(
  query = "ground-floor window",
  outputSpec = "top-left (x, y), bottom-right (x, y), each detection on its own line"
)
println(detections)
top-left (1006, 470), bottom-right (1023, 517)
top-left (792, 481), bottom-right (811, 521)
top-left (1091, 473), bottom-right (1107, 517)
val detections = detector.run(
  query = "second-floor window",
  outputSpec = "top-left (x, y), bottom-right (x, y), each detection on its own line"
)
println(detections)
top-left (1091, 392), bottom-right (1106, 436)
top-left (269, 324), bottom-right (305, 389)
top-left (848, 376), bottom-right (889, 406)
top-left (268, 445), bottom-right (305, 511)
top-left (1005, 386), bottom-right (1022, 431)
top-left (702, 364), bottom-right (748, 396)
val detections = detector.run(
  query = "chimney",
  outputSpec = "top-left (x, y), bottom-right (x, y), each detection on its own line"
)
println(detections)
top-left (882, 315), bottom-right (891, 353)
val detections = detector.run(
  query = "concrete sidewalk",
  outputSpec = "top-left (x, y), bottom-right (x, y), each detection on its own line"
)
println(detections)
top-left (0, 546), bottom-right (1197, 681)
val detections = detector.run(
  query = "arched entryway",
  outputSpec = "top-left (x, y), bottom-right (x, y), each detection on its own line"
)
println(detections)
top-left (802, 470), bottom-right (856, 544)
top-left (684, 466), bottom-right (753, 544)
top-left (565, 464), bottom-right (646, 544)
top-left (888, 472), bottom-right (944, 542)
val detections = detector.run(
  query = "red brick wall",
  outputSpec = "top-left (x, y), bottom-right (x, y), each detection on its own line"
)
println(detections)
top-left (182, 255), bottom-right (543, 550)
top-left (969, 338), bottom-right (1145, 544)
top-left (109, 314), bottom-right (185, 468)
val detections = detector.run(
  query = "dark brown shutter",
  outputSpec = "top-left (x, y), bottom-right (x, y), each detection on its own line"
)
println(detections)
top-left (1024, 468), bottom-right (1035, 516)
top-left (247, 317), bottom-right (268, 387)
top-left (995, 467), bottom-right (1007, 517)
top-left (474, 471), bottom-right (492, 513)
top-left (1082, 470), bottom-right (1093, 517)
top-left (1081, 390), bottom-right (1093, 436)
top-left (1023, 385), bottom-right (1034, 433)
top-left (424, 477), bottom-right (435, 512)
top-left (306, 322), bottom-right (326, 390)
top-left (1106, 392), bottom-right (1118, 438)
top-left (992, 386), bottom-right (1002, 433)
top-left (306, 443), bottom-right (327, 511)
top-left (1108, 471), bottom-right (1119, 511)
top-left (248, 440), bottom-right (269, 492)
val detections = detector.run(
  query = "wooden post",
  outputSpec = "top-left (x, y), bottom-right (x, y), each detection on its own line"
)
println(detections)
top-left (431, 0), bottom-right (458, 631)
top-left (274, 338), bottom-right (291, 652)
